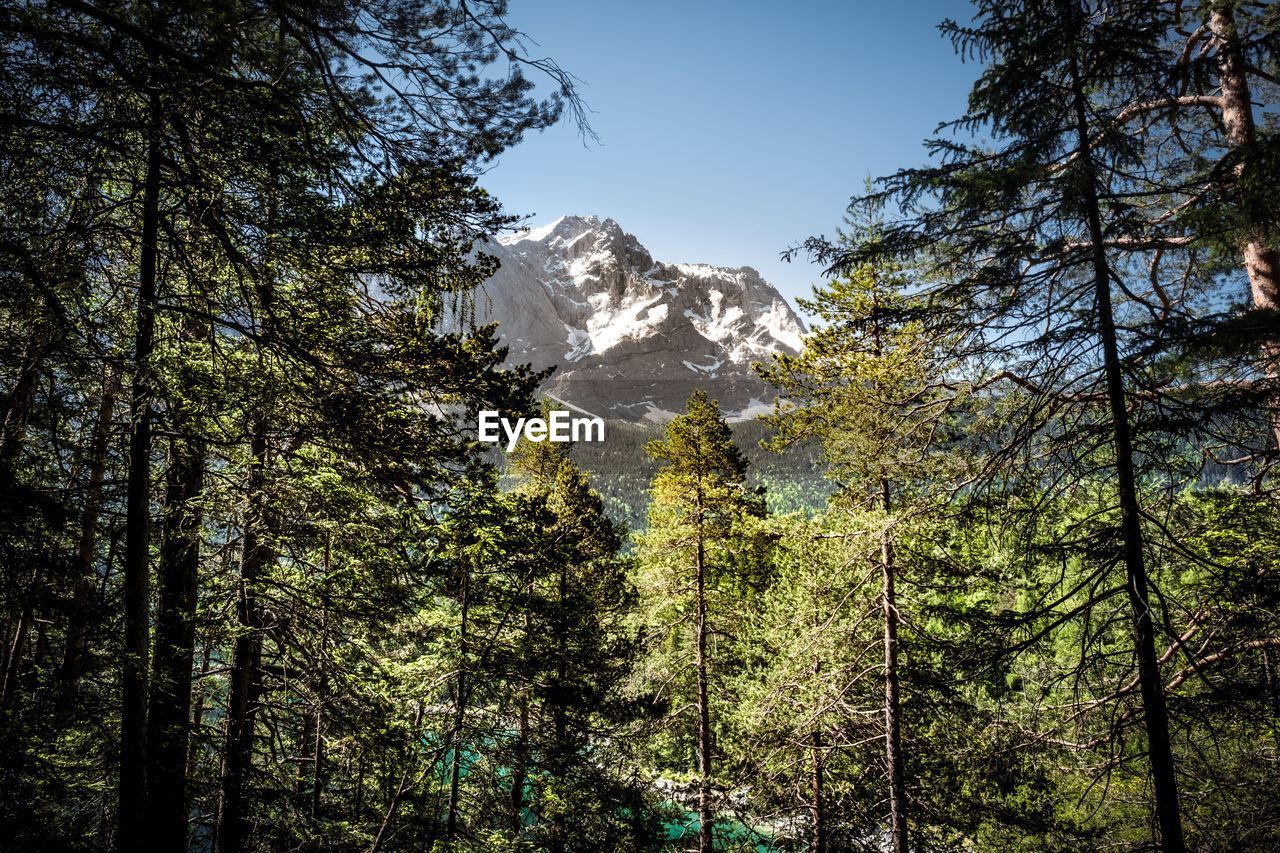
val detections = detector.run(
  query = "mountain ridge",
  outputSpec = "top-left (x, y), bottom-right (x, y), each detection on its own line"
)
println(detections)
top-left (470, 215), bottom-right (807, 421)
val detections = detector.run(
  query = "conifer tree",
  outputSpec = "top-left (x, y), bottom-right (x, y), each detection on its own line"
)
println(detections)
top-left (760, 214), bottom-right (968, 851)
top-left (503, 405), bottom-right (650, 850)
top-left (813, 3), bottom-right (1197, 847)
top-left (635, 390), bottom-right (766, 853)
top-left (731, 515), bottom-right (883, 851)
top-left (0, 1), bottom-right (581, 849)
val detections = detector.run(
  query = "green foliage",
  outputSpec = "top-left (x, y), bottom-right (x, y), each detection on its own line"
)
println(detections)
top-left (564, 417), bottom-right (831, 533)
top-left (3, 1), bottom-right (1280, 851)
top-left (630, 391), bottom-right (772, 847)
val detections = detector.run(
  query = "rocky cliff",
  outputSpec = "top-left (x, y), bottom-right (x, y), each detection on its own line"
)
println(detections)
top-left (470, 215), bottom-right (806, 421)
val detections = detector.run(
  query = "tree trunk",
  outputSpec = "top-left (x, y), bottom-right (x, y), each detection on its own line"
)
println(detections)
top-left (809, 730), bottom-right (825, 853)
top-left (310, 531), bottom-right (330, 820)
top-left (119, 88), bottom-right (164, 853)
top-left (1069, 47), bottom-right (1186, 853)
top-left (445, 566), bottom-right (470, 842)
top-left (61, 363), bottom-right (120, 687)
top-left (510, 609), bottom-right (531, 836)
top-left (0, 332), bottom-right (47, 467)
top-left (695, 485), bottom-right (713, 853)
top-left (215, 429), bottom-right (271, 853)
top-left (216, 147), bottom-right (279, 850)
top-left (310, 695), bottom-right (324, 820)
top-left (1208, 7), bottom-right (1280, 451)
top-left (1264, 649), bottom-right (1280, 758)
top-left (188, 642), bottom-right (212, 779)
top-left (145, 430), bottom-right (206, 852)
top-left (550, 562), bottom-right (569, 853)
top-left (510, 693), bottom-right (529, 834)
top-left (0, 594), bottom-right (33, 706)
top-left (880, 479), bottom-right (908, 853)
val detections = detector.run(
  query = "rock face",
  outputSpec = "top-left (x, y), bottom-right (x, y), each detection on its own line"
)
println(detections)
top-left (469, 215), bottom-right (806, 421)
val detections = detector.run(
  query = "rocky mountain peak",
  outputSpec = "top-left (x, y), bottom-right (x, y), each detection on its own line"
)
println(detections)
top-left (474, 216), bottom-right (807, 421)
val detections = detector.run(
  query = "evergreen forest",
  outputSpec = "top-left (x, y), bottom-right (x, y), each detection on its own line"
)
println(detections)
top-left (1, 1), bottom-right (1279, 851)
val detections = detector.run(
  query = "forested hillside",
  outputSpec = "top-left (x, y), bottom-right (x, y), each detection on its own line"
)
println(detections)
top-left (2, 1), bottom-right (1279, 852)
top-left (564, 418), bottom-right (832, 532)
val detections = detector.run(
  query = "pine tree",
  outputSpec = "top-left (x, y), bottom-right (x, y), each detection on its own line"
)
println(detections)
top-left (730, 514), bottom-right (883, 851)
top-left (760, 213), bottom-right (968, 851)
top-left (635, 390), bottom-right (766, 853)
top-left (813, 3), bottom-right (1197, 846)
top-left (483, 405), bottom-right (650, 850)
top-left (0, 0), bottom-right (582, 848)
top-left (1157, 1), bottom-right (1280, 452)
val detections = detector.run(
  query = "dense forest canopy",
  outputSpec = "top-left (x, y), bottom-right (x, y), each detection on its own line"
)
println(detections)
top-left (1, 1), bottom-right (1278, 851)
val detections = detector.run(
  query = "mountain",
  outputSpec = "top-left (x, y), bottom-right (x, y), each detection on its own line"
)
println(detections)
top-left (470, 215), bottom-right (807, 421)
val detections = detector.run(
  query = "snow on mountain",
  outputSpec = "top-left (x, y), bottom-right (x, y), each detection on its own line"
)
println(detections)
top-left (470, 215), bottom-right (807, 421)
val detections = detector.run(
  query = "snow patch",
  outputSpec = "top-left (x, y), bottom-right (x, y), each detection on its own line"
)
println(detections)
top-left (641, 404), bottom-right (679, 423)
top-left (499, 216), bottom-right (568, 245)
top-left (682, 358), bottom-right (724, 375)
top-left (586, 298), bottom-right (668, 353)
top-left (564, 325), bottom-right (593, 361)
top-left (727, 398), bottom-right (774, 422)
top-left (756, 301), bottom-right (805, 352)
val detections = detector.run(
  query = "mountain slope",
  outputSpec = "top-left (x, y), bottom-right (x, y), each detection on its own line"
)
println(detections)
top-left (472, 215), bottom-right (806, 420)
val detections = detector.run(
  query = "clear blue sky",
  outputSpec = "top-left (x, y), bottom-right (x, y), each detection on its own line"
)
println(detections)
top-left (482, 0), bottom-right (978, 311)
